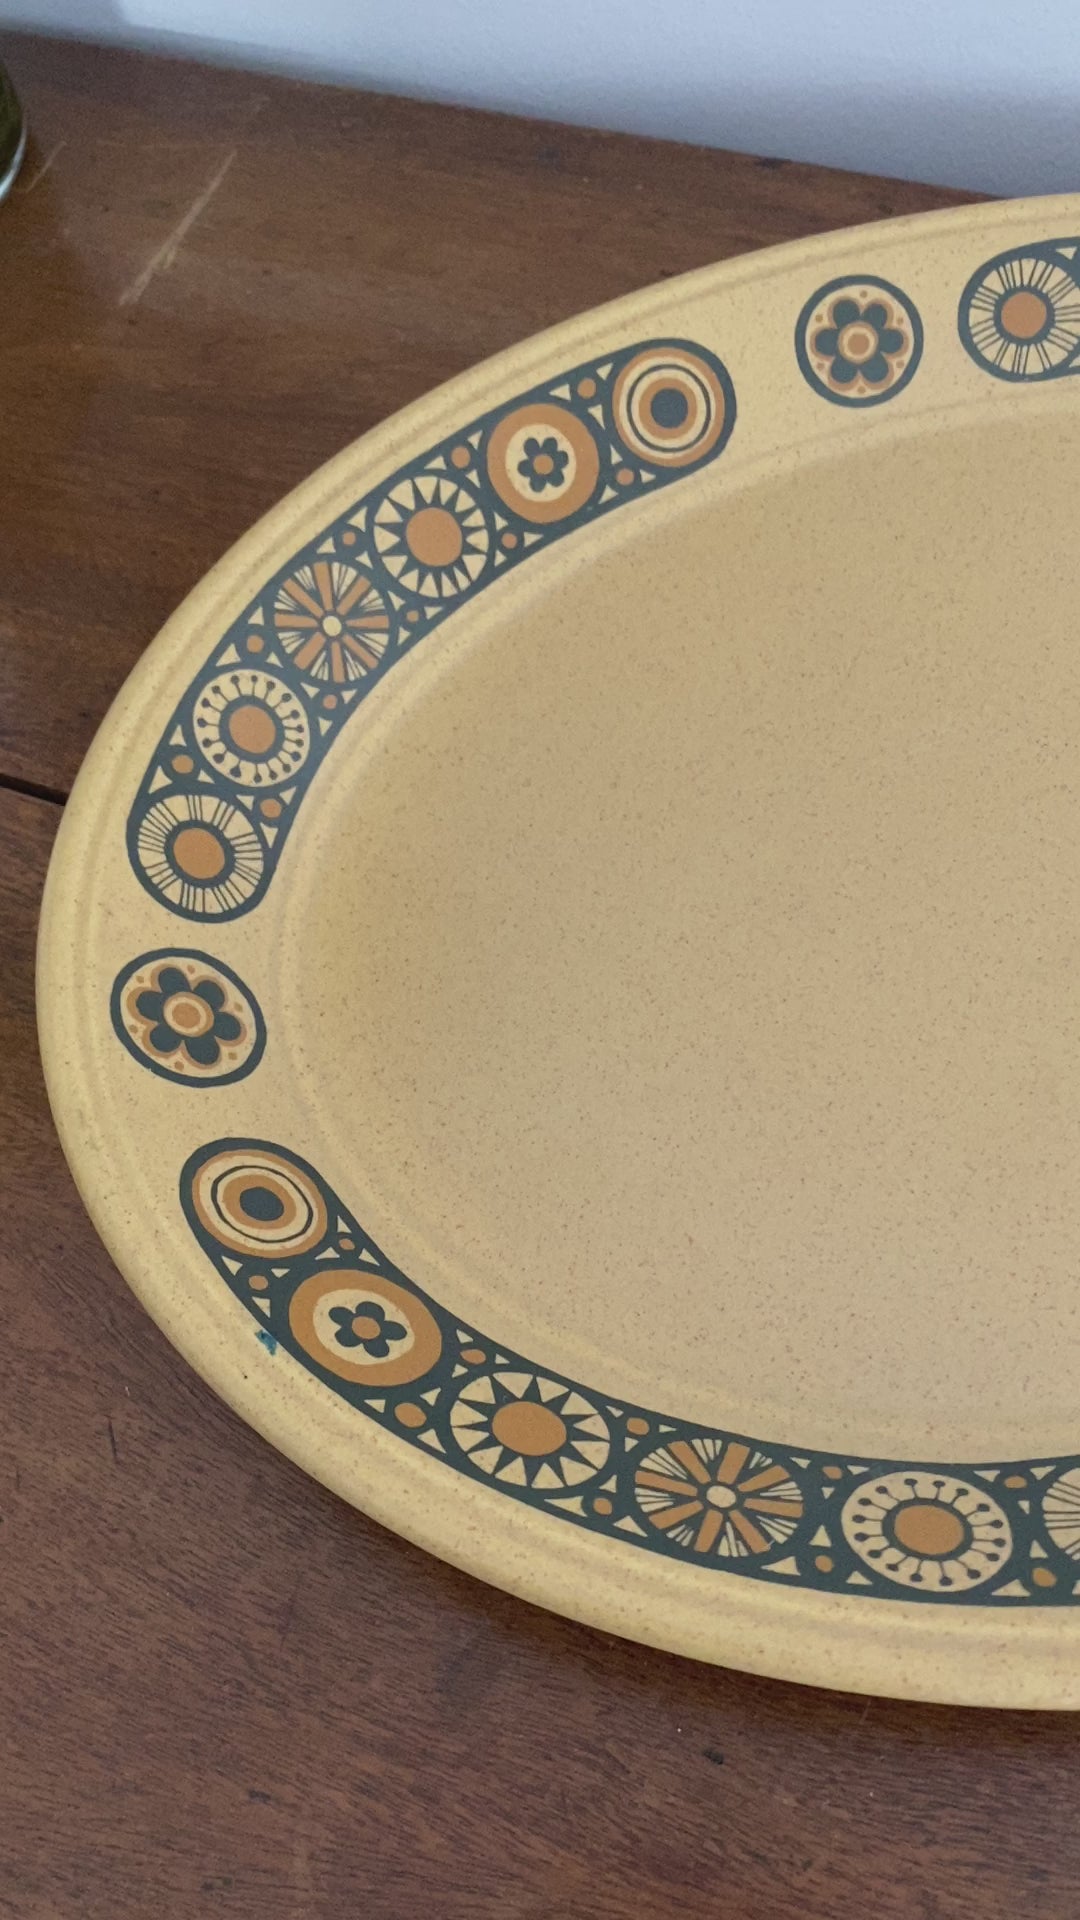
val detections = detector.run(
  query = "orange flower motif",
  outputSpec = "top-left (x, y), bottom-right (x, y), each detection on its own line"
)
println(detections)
top-left (634, 1435), bottom-right (803, 1557)
top-left (274, 560), bottom-right (390, 684)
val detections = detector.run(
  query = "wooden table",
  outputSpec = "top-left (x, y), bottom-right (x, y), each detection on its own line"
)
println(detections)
top-left (3, 31), bottom-right (1076, 1919)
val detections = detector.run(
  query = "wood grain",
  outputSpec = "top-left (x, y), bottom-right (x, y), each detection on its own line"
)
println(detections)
top-left (5, 33), bottom-right (1078, 1920)
top-left (0, 29), bottom-right (976, 796)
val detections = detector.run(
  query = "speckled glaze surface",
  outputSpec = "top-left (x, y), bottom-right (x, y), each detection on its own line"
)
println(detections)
top-left (38, 197), bottom-right (1080, 1707)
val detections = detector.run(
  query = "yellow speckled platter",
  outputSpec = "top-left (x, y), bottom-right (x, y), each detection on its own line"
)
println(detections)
top-left (39, 196), bottom-right (1080, 1708)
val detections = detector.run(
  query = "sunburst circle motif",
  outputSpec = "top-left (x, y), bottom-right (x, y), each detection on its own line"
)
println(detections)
top-left (372, 472), bottom-right (491, 601)
top-left (273, 559), bottom-right (391, 684)
top-left (959, 249), bottom-right (1080, 380)
top-left (449, 1369), bottom-right (610, 1489)
top-left (132, 790), bottom-right (266, 918)
top-left (1042, 1466), bottom-right (1080, 1560)
top-left (841, 1470), bottom-right (1012, 1592)
top-left (634, 1435), bottom-right (803, 1558)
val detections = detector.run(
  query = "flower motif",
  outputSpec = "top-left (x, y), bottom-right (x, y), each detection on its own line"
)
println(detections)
top-left (634, 1436), bottom-right (803, 1557)
top-left (516, 434), bottom-right (570, 494)
top-left (274, 560), bottom-right (391, 684)
top-left (327, 1297), bottom-right (408, 1358)
top-left (134, 965), bottom-right (243, 1068)
top-left (811, 297), bottom-right (906, 389)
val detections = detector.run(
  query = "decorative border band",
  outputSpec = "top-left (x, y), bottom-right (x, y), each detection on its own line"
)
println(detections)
top-left (181, 1139), bottom-right (1080, 1606)
top-left (133, 241), bottom-right (1080, 1608)
top-left (128, 339), bottom-right (735, 921)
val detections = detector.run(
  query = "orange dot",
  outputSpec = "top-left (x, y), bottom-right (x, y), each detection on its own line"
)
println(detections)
top-left (461, 1346), bottom-right (486, 1365)
top-left (491, 1399), bottom-right (567, 1457)
top-left (171, 753), bottom-right (194, 775)
top-left (396, 1402), bottom-right (427, 1429)
top-left (616, 466), bottom-right (635, 486)
top-left (814, 1554), bottom-right (834, 1574)
top-left (1032, 1566), bottom-right (1057, 1588)
top-left (1003, 1474), bottom-right (1027, 1489)
top-left (501, 530), bottom-right (519, 550)
top-left (338, 1236), bottom-right (355, 1251)
top-left (249, 1274), bottom-right (269, 1291)
top-left (163, 991), bottom-right (214, 1036)
top-left (450, 445), bottom-right (472, 469)
top-left (577, 377), bottom-right (597, 399)
top-left (323, 694), bottom-right (338, 710)
top-left (823, 1465), bottom-right (843, 1481)
top-left (260, 797), bottom-right (282, 819)
top-left (405, 505), bottom-right (463, 567)
top-left (999, 289), bottom-right (1049, 341)
top-left (892, 1503), bottom-right (966, 1558)
top-left (246, 632), bottom-right (264, 653)
top-left (406, 609), bottom-right (421, 624)
top-left (626, 1417), bottom-right (649, 1437)
top-left (341, 528), bottom-right (357, 545)
top-left (172, 825), bottom-right (226, 881)
top-left (351, 1313), bottom-right (382, 1341)
top-left (532, 452), bottom-right (555, 476)
top-left (593, 1495), bottom-right (613, 1515)
top-left (226, 702), bottom-right (277, 755)
top-left (837, 322), bottom-right (878, 366)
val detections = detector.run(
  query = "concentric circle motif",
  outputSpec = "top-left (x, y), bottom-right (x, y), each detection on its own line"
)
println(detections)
top-left (1042, 1467), bottom-right (1080, 1559)
top-left (132, 790), bottom-right (266, 918)
top-left (111, 951), bottom-right (265, 1085)
top-left (958, 247), bottom-right (1080, 380)
top-left (796, 276), bottom-right (922, 405)
top-left (611, 345), bottom-right (732, 467)
top-left (182, 1138), bottom-right (1080, 1605)
top-left (485, 401), bottom-right (601, 523)
top-left (129, 338), bottom-right (737, 924)
top-left (450, 1370), bottom-right (610, 1489)
top-left (288, 1269), bottom-right (442, 1388)
top-left (273, 559), bottom-right (391, 683)
top-left (191, 669), bottom-right (310, 787)
top-left (372, 473), bottom-right (491, 600)
top-left (189, 1147), bottom-right (328, 1258)
top-left (634, 1435), bottom-right (803, 1558)
top-left (841, 1471), bottom-right (1012, 1592)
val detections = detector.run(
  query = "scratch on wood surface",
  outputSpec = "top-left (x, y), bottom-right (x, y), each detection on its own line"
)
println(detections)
top-left (17, 140), bottom-right (66, 195)
top-left (118, 148), bottom-right (236, 307)
top-left (106, 1416), bottom-right (119, 1465)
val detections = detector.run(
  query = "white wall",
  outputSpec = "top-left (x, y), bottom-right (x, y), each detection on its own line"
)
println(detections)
top-left (8, 0), bottom-right (1080, 198)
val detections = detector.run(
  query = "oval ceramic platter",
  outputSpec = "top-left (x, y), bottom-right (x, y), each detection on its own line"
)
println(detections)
top-left (39, 195), bottom-right (1080, 1708)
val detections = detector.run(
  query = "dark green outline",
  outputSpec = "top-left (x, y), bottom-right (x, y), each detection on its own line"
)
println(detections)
top-left (128, 339), bottom-right (735, 921)
top-left (795, 275), bottom-right (924, 408)
top-left (111, 950), bottom-right (266, 1087)
top-left (958, 238), bottom-right (1080, 382)
top-left (181, 1137), bottom-right (1080, 1606)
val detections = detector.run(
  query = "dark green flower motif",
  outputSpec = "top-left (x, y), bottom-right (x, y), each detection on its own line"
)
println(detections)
top-left (517, 434), bottom-right (569, 493)
top-left (812, 297), bottom-right (905, 388)
top-left (135, 966), bottom-right (242, 1067)
top-left (328, 1299), bottom-right (407, 1357)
